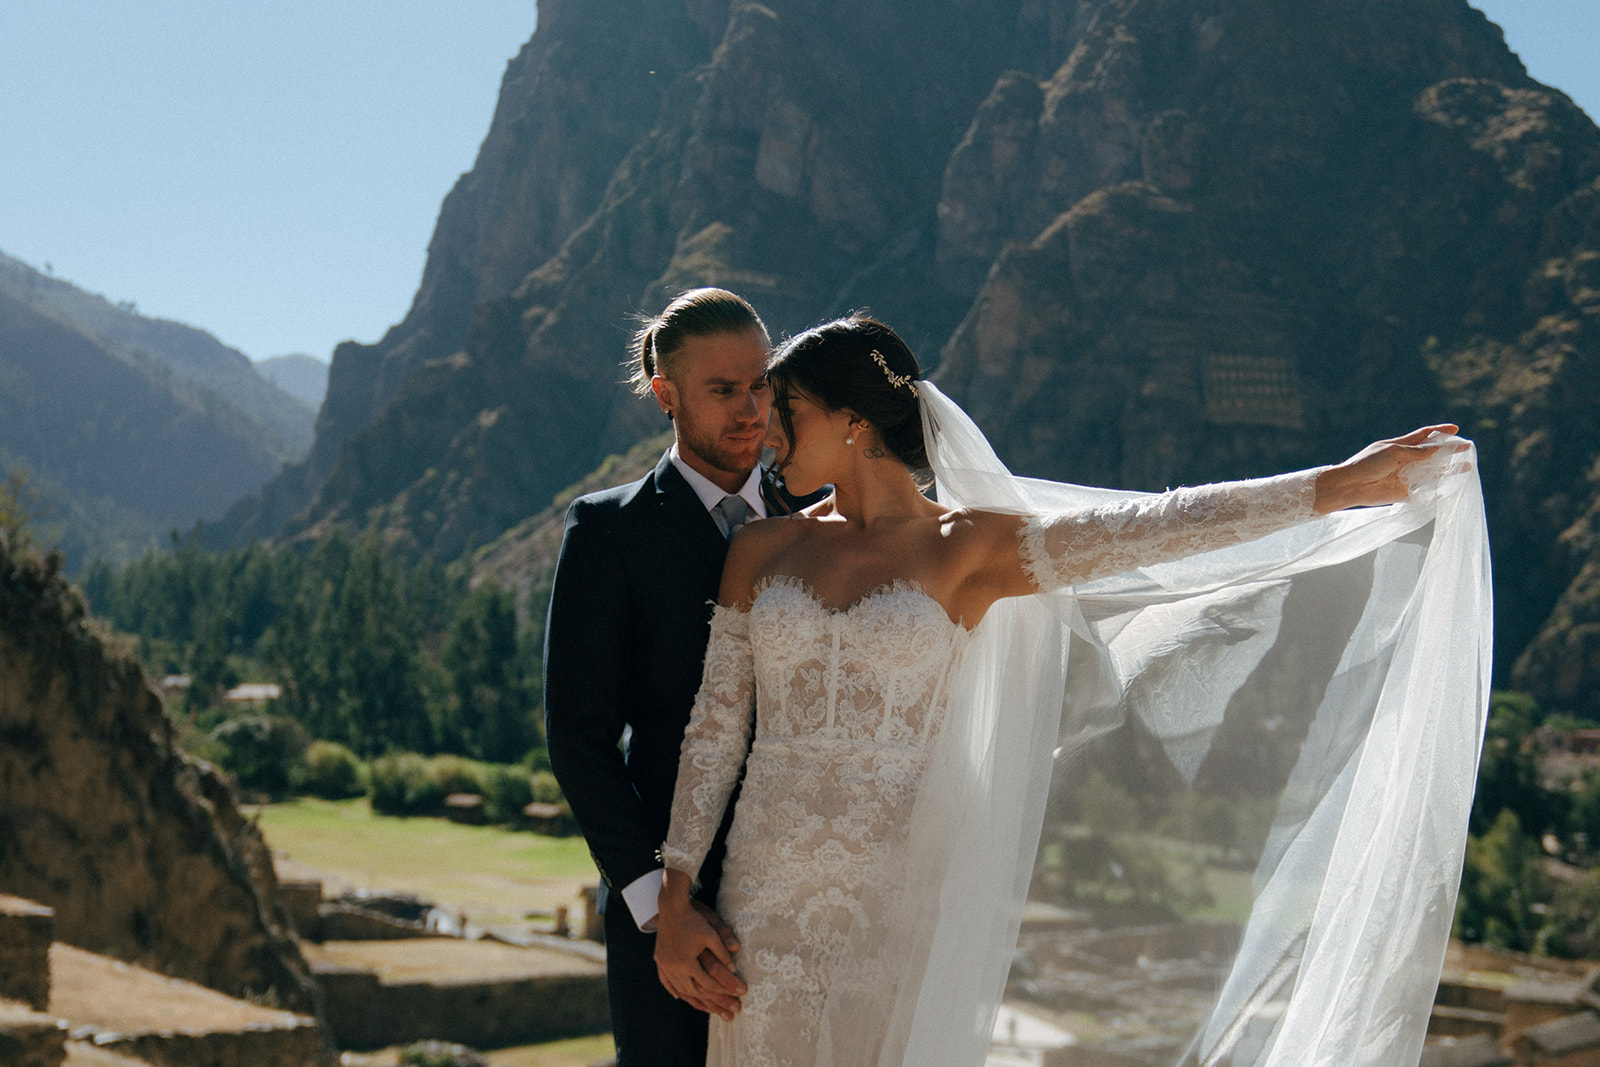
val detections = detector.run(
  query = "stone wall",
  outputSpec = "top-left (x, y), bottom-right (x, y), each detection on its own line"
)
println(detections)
top-left (97, 1026), bottom-right (324, 1067)
top-left (0, 1008), bottom-right (66, 1067)
top-left (0, 895), bottom-right (53, 1010)
top-left (316, 967), bottom-right (608, 1050)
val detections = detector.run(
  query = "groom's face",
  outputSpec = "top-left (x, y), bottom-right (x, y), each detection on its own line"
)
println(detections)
top-left (653, 328), bottom-right (773, 493)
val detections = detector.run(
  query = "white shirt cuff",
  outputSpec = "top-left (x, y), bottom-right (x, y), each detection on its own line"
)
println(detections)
top-left (621, 868), bottom-right (664, 932)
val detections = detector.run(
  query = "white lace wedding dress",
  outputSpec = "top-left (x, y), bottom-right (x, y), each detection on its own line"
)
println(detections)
top-left (662, 472), bottom-right (1324, 1067)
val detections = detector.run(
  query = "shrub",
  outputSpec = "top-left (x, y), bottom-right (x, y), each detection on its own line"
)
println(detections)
top-left (530, 769), bottom-right (564, 804)
top-left (210, 714), bottom-right (310, 797)
top-left (293, 740), bottom-right (365, 799)
top-left (480, 763), bottom-right (533, 823)
top-left (426, 753), bottom-right (485, 798)
top-left (367, 753), bottom-right (558, 823)
top-left (398, 1041), bottom-right (486, 1067)
top-left (369, 752), bottom-right (442, 816)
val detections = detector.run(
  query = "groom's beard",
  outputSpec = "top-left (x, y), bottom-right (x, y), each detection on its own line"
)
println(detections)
top-left (676, 416), bottom-right (766, 483)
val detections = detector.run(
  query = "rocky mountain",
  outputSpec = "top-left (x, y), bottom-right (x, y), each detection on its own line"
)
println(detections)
top-left (218, 0), bottom-right (1600, 712)
top-left (0, 533), bottom-right (317, 1011)
top-left (256, 353), bottom-right (330, 409)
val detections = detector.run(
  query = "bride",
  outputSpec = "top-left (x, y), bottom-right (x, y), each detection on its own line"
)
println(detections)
top-left (655, 315), bottom-right (1490, 1067)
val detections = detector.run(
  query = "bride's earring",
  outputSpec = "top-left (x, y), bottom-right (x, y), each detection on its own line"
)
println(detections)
top-left (846, 433), bottom-right (855, 446)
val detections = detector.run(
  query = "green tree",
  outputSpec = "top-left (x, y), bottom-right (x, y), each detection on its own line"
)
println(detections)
top-left (439, 584), bottom-right (534, 763)
top-left (1472, 691), bottom-right (1563, 837)
top-left (324, 532), bottom-right (433, 755)
top-left (1538, 870), bottom-right (1600, 958)
top-left (1455, 809), bottom-right (1549, 951)
top-left (0, 470), bottom-right (47, 557)
top-left (1568, 768), bottom-right (1600, 862)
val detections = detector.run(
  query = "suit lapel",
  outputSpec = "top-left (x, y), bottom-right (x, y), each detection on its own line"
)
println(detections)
top-left (652, 452), bottom-right (728, 565)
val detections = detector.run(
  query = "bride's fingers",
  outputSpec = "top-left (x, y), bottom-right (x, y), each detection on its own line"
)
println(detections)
top-left (700, 949), bottom-right (748, 995)
top-left (1391, 424), bottom-right (1458, 445)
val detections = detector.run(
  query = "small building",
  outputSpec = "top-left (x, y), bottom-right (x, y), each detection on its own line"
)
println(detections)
top-left (1563, 730), bottom-right (1600, 756)
top-left (224, 682), bottom-right (282, 704)
top-left (520, 801), bottom-right (569, 836)
top-left (443, 793), bottom-right (487, 825)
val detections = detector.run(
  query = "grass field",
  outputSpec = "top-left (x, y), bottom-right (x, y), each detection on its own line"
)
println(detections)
top-left (249, 797), bottom-right (600, 927)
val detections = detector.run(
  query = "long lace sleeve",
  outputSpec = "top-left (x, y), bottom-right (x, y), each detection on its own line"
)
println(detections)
top-left (661, 604), bottom-right (755, 885)
top-left (1020, 469), bottom-right (1326, 591)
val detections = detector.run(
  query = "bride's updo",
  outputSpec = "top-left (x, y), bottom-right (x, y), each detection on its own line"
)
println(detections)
top-left (767, 314), bottom-right (928, 470)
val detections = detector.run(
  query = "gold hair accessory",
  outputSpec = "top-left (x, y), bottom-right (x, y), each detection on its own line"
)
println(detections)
top-left (871, 349), bottom-right (919, 396)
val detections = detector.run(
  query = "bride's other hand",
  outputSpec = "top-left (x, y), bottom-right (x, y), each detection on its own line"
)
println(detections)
top-left (655, 868), bottom-right (746, 1019)
top-left (1313, 424), bottom-right (1465, 513)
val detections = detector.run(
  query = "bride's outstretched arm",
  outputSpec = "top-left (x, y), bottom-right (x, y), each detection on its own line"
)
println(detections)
top-left (959, 424), bottom-right (1465, 608)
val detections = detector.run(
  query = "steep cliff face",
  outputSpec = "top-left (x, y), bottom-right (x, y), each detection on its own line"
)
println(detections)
top-left (219, 0), bottom-right (1080, 555)
top-left (219, 0), bottom-right (726, 545)
top-left (934, 0), bottom-right (1600, 700)
top-left (225, 0), bottom-right (1600, 709)
top-left (0, 536), bottom-right (317, 1012)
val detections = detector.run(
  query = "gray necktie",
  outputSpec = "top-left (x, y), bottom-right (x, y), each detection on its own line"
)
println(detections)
top-left (713, 494), bottom-right (749, 540)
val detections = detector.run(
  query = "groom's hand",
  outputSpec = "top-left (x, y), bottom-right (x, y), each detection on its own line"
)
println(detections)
top-left (688, 900), bottom-right (746, 1015)
top-left (654, 890), bottom-right (747, 1020)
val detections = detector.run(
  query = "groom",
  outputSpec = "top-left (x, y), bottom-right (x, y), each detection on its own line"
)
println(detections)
top-left (545, 288), bottom-right (809, 1066)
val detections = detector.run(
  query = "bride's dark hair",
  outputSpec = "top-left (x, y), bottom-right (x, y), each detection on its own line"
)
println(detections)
top-left (767, 314), bottom-right (928, 470)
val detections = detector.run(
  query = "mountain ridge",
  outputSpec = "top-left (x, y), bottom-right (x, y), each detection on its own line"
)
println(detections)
top-left (213, 0), bottom-right (1600, 712)
top-left (0, 250), bottom-right (316, 459)
top-left (0, 254), bottom-right (312, 566)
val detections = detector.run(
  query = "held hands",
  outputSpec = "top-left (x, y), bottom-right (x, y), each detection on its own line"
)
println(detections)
top-left (654, 869), bottom-right (747, 1020)
top-left (1313, 424), bottom-right (1465, 514)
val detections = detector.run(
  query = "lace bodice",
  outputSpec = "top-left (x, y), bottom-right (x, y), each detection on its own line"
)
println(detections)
top-left (660, 578), bottom-right (968, 884)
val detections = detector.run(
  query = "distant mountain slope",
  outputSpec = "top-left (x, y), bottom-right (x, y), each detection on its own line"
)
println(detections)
top-left (220, 0), bottom-right (1600, 712)
top-left (0, 250), bottom-right (315, 459)
top-left (254, 353), bottom-right (328, 408)
top-left (0, 286), bottom-right (283, 567)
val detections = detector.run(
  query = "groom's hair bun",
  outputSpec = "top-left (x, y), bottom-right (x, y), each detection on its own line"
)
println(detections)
top-left (768, 314), bottom-right (929, 471)
top-left (628, 288), bottom-right (770, 397)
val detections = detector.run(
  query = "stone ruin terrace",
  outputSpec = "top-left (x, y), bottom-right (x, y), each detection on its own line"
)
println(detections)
top-left (13, 881), bottom-right (1600, 1066)
top-left (1, 892), bottom-right (317, 1066)
top-left (1007, 907), bottom-right (1600, 1067)
top-left (0, 883), bottom-right (610, 1067)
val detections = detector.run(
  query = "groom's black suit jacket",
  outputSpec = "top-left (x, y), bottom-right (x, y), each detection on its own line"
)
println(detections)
top-left (544, 451), bottom-right (807, 915)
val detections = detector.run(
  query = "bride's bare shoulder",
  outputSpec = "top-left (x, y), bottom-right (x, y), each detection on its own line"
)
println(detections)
top-left (733, 511), bottom-right (814, 552)
top-left (719, 513), bottom-right (813, 607)
top-left (939, 507), bottom-right (1027, 551)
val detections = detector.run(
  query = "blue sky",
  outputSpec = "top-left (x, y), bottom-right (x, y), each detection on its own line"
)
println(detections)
top-left (0, 3), bottom-right (1593, 365)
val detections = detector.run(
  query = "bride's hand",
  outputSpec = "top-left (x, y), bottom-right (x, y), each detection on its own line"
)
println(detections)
top-left (1313, 424), bottom-right (1465, 513)
top-left (654, 869), bottom-right (746, 1020)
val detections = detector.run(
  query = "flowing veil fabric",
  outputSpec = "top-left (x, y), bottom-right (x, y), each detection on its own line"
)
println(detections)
top-left (814, 383), bottom-right (1492, 1066)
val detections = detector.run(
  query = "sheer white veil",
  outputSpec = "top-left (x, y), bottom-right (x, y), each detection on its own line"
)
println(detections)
top-left (815, 382), bottom-right (1492, 1066)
